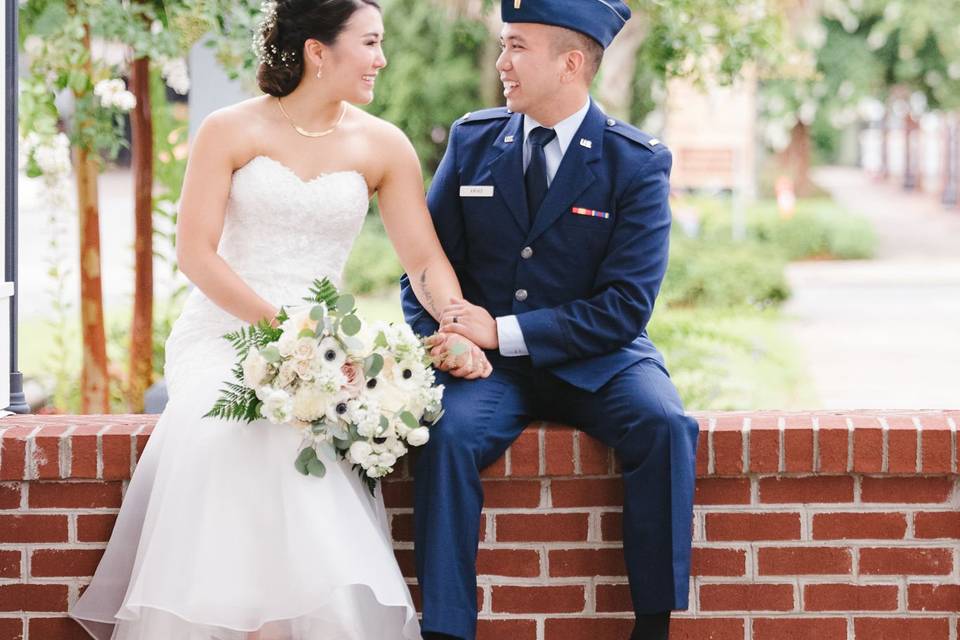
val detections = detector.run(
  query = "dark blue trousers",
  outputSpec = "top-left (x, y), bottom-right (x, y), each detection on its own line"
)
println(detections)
top-left (413, 358), bottom-right (700, 640)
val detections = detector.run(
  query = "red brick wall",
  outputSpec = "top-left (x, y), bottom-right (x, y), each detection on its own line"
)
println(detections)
top-left (1, 411), bottom-right (958, 640)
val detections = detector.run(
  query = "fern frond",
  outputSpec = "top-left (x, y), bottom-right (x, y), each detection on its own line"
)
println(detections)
top-left (204, 382), bottom-right (260, 423)
top-left (304, 278), bottom-right (340, 307)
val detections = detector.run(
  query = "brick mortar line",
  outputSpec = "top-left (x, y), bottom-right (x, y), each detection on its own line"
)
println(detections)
top-left (20, 427), bottom-right (43, 482)
top-left (914, 416), bottom-right (924, 474)
top-left (707, 417), bottom-right (717, 476)
top-left (879, 416), bottom-right (890, 474)
top-left (846, 417), bottom-right (855, 474)
top-left (742, 417), bottom-right (751, 475)
top-left (777, 417), bottom-right (785, 474)
top-left (812, 416), bottom-right (821, 474)
top-left (951, 416), bottom-right (959, 475)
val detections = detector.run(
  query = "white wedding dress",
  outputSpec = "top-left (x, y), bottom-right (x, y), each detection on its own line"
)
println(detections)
top-left (70, 155), bottom-right (421, 640)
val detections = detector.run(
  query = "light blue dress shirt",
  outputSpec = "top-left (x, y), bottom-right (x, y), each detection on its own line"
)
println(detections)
top-left (496, 98), bottom-right (592, 357)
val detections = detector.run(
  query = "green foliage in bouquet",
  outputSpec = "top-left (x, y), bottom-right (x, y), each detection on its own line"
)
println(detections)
top-left (203, 277), bottom-right (347, 425)
top-left (205, 277), bottom-right (444, 496)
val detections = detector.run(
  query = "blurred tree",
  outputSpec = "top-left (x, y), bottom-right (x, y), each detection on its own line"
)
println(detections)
top-left (207, 0), bottom-right (785, 174)
top-left (759, 0), bottom-right (960, 194)
top-left (19, 0), bottom-right (196, 411)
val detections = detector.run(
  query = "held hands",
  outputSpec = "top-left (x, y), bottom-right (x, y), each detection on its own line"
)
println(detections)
top-left (425, 332), bottom-right (493, 379)
top-left (439, 297), bottom-right (499, 350)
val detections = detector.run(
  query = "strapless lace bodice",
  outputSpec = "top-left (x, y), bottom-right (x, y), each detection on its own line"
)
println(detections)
top-left (164, 156), bottom-right (369, 393)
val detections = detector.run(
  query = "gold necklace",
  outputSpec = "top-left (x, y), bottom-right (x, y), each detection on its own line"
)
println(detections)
top-left (277, 98), bottom-right (346, 138)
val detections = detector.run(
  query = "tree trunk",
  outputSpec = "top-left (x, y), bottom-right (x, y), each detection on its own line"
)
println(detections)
top-left (903, 113), bottom-right (917, 191)
top-left (75, 145), bottom-right (110, 414)
top-left (75, 23), bottom-right (110, 414)
top-left (128, 56), bottom-right (153, 413)
top-left (778, 121), bottom-right (815, 197)
top-left (595, 17), bottom-right (648, 121)
top-left (943, 112), bottom-right (958, 208)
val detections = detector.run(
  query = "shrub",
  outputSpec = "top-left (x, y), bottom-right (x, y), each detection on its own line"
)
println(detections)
top-left (661, 236), bottom-right (791, 309)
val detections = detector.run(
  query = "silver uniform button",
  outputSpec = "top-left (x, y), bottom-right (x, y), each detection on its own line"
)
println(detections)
top-left (520, 246), bottom-right (533, 259)
top-left (515, 289), bottom-right (528, 302)
top-left (606, 118), bottom-right (616, 126)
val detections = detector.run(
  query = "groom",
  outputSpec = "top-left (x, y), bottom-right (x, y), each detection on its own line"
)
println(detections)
top-left (401, 1), bottom-right (699, 639)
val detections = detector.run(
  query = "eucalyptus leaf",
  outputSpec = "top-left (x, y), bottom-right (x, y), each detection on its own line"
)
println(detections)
top-left (448, 342), bottom-right (469, 357)
top-left (260, 346), bottom-right (282, 363)
top-left (307, 458), bottom-right (326, 478)
top-left (400, 411), bottom-right (419, 430)
top-left (296, 447), bottom-right (318, 464)
top-left (310, 305), bottom-right (326, 321)
top-left (364, 353), bottom-right (384, 378)
top-left (298, 328), bottom-right (315, 339)
top-left (335, 294), bottom-right (355, 313)
top-left (341, 314), bottom-right (361, 336)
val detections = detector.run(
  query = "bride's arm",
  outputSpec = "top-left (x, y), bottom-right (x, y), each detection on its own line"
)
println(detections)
top-left (175, 111), bottom-right (278, 325)
top-left (375, 126), bottom-right (464, 325)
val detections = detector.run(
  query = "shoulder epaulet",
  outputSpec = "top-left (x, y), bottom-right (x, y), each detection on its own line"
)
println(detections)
top-left (455, 106), bottom-right (512, 126)
top-left (604, 117), bottom-right (666, 153)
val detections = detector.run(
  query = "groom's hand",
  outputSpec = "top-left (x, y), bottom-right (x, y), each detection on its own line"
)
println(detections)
top-left (425, 333), bottom-right (492, 379)
top-left (439, 297), bottom-right (498, 350)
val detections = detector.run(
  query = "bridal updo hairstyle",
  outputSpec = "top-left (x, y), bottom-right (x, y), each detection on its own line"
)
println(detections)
top-left (255, 0), bottom-right (381, 98)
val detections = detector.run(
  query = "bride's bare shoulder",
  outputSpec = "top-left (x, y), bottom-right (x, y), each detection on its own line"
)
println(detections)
top-left (355, 110), bottom-right (417, 162)
top-left (193, 96), bottom-right (276, 167)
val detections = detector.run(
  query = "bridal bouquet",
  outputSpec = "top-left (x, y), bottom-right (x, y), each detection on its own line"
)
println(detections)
top-left (205, 278), bottom-right (447, 494)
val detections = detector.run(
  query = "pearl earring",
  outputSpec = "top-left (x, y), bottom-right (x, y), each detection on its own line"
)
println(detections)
top-left (316, 68), bottom-right (323, 79)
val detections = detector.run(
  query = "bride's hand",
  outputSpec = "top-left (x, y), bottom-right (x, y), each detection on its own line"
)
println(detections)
top-left (425, 333), bottom-right (492, 379)
top-left (438, 297), bottom-right (498, 350)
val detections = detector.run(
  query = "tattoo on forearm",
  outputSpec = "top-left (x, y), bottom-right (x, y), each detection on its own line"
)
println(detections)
top-left (419, 268), bottom-right (439, 316)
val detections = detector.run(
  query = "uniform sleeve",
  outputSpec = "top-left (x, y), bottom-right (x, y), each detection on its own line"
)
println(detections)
top-left (400, 123), bottom-right (465, 338)
top-left (515, 147), bottom-right (672, 368)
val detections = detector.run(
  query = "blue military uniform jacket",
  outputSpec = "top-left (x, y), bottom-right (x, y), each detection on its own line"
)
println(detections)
top-left (402, 99), bottom-right (673, 392)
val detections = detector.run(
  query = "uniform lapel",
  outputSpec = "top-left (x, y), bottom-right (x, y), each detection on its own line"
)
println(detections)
top-left (526, 102), bottom-right (605, 244)
top-left (487, 113), bottom-right (529, 233)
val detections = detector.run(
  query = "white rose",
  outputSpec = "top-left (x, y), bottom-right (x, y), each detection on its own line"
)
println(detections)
top-left (349, 441), bottom-right (374, 466)
top-left (260, 389), bottom-right (292, 424)
top-left (292, 385), bottom-right (327, 422)
top-left (293, 358), bottom-right (315, 381)
top-left (376, 378), bottom-right (407, 414)
top-left (276, 360), bottom-right (297, 387)
top-left (376, 452), bottom-right (398, 468)
top-left (406, 427), bottom-right (430, 447)
top-left (281, 309), bottom-right (318, 336)
top-left (291, 337), bottom-right (318, 362)
top-left (242, 350), bottom-right (269, 388)
top-left (276, 331), bottom-right (298, 357)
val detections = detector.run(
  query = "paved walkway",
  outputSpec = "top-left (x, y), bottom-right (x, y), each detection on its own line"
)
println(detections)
top-left (784, 167), bottom-right (960, 409)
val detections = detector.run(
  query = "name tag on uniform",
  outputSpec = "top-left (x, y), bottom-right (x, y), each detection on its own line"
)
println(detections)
top-left (460, 185), bottom-right (494, 198)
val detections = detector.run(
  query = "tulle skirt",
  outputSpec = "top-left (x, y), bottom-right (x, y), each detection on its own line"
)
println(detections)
top-left (69, 322), bottom-right (420, 640)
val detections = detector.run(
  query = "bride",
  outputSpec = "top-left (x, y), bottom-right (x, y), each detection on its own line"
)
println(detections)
top-left (69, 0), bottom-right (489, 637)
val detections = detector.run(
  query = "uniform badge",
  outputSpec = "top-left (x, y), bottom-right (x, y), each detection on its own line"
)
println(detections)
top-left (514, 0), bottom-right (521, 8)
top-left (571, 207), bottom-right (610, 219)
top-left (579, 138), bottom-right (593, 149)
top-left (460, 185), bottom-right (495, 198)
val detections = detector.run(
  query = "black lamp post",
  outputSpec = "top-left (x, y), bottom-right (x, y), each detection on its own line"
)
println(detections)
top-left (6, 0), bottom-right (29, 414)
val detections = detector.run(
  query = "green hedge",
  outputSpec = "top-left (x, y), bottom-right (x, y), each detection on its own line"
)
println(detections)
top-left (693, 197), bottom-right (876, 261)
top-left (660, 236), bottom-right (790, 309)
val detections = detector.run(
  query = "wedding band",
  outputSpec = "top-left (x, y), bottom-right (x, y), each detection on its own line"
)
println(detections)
top-left (452, 316), bottom-right (459, 324)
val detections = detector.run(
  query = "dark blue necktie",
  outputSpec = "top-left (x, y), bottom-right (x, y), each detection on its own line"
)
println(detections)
top-left (525, 126), bottom-right (556, 224)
